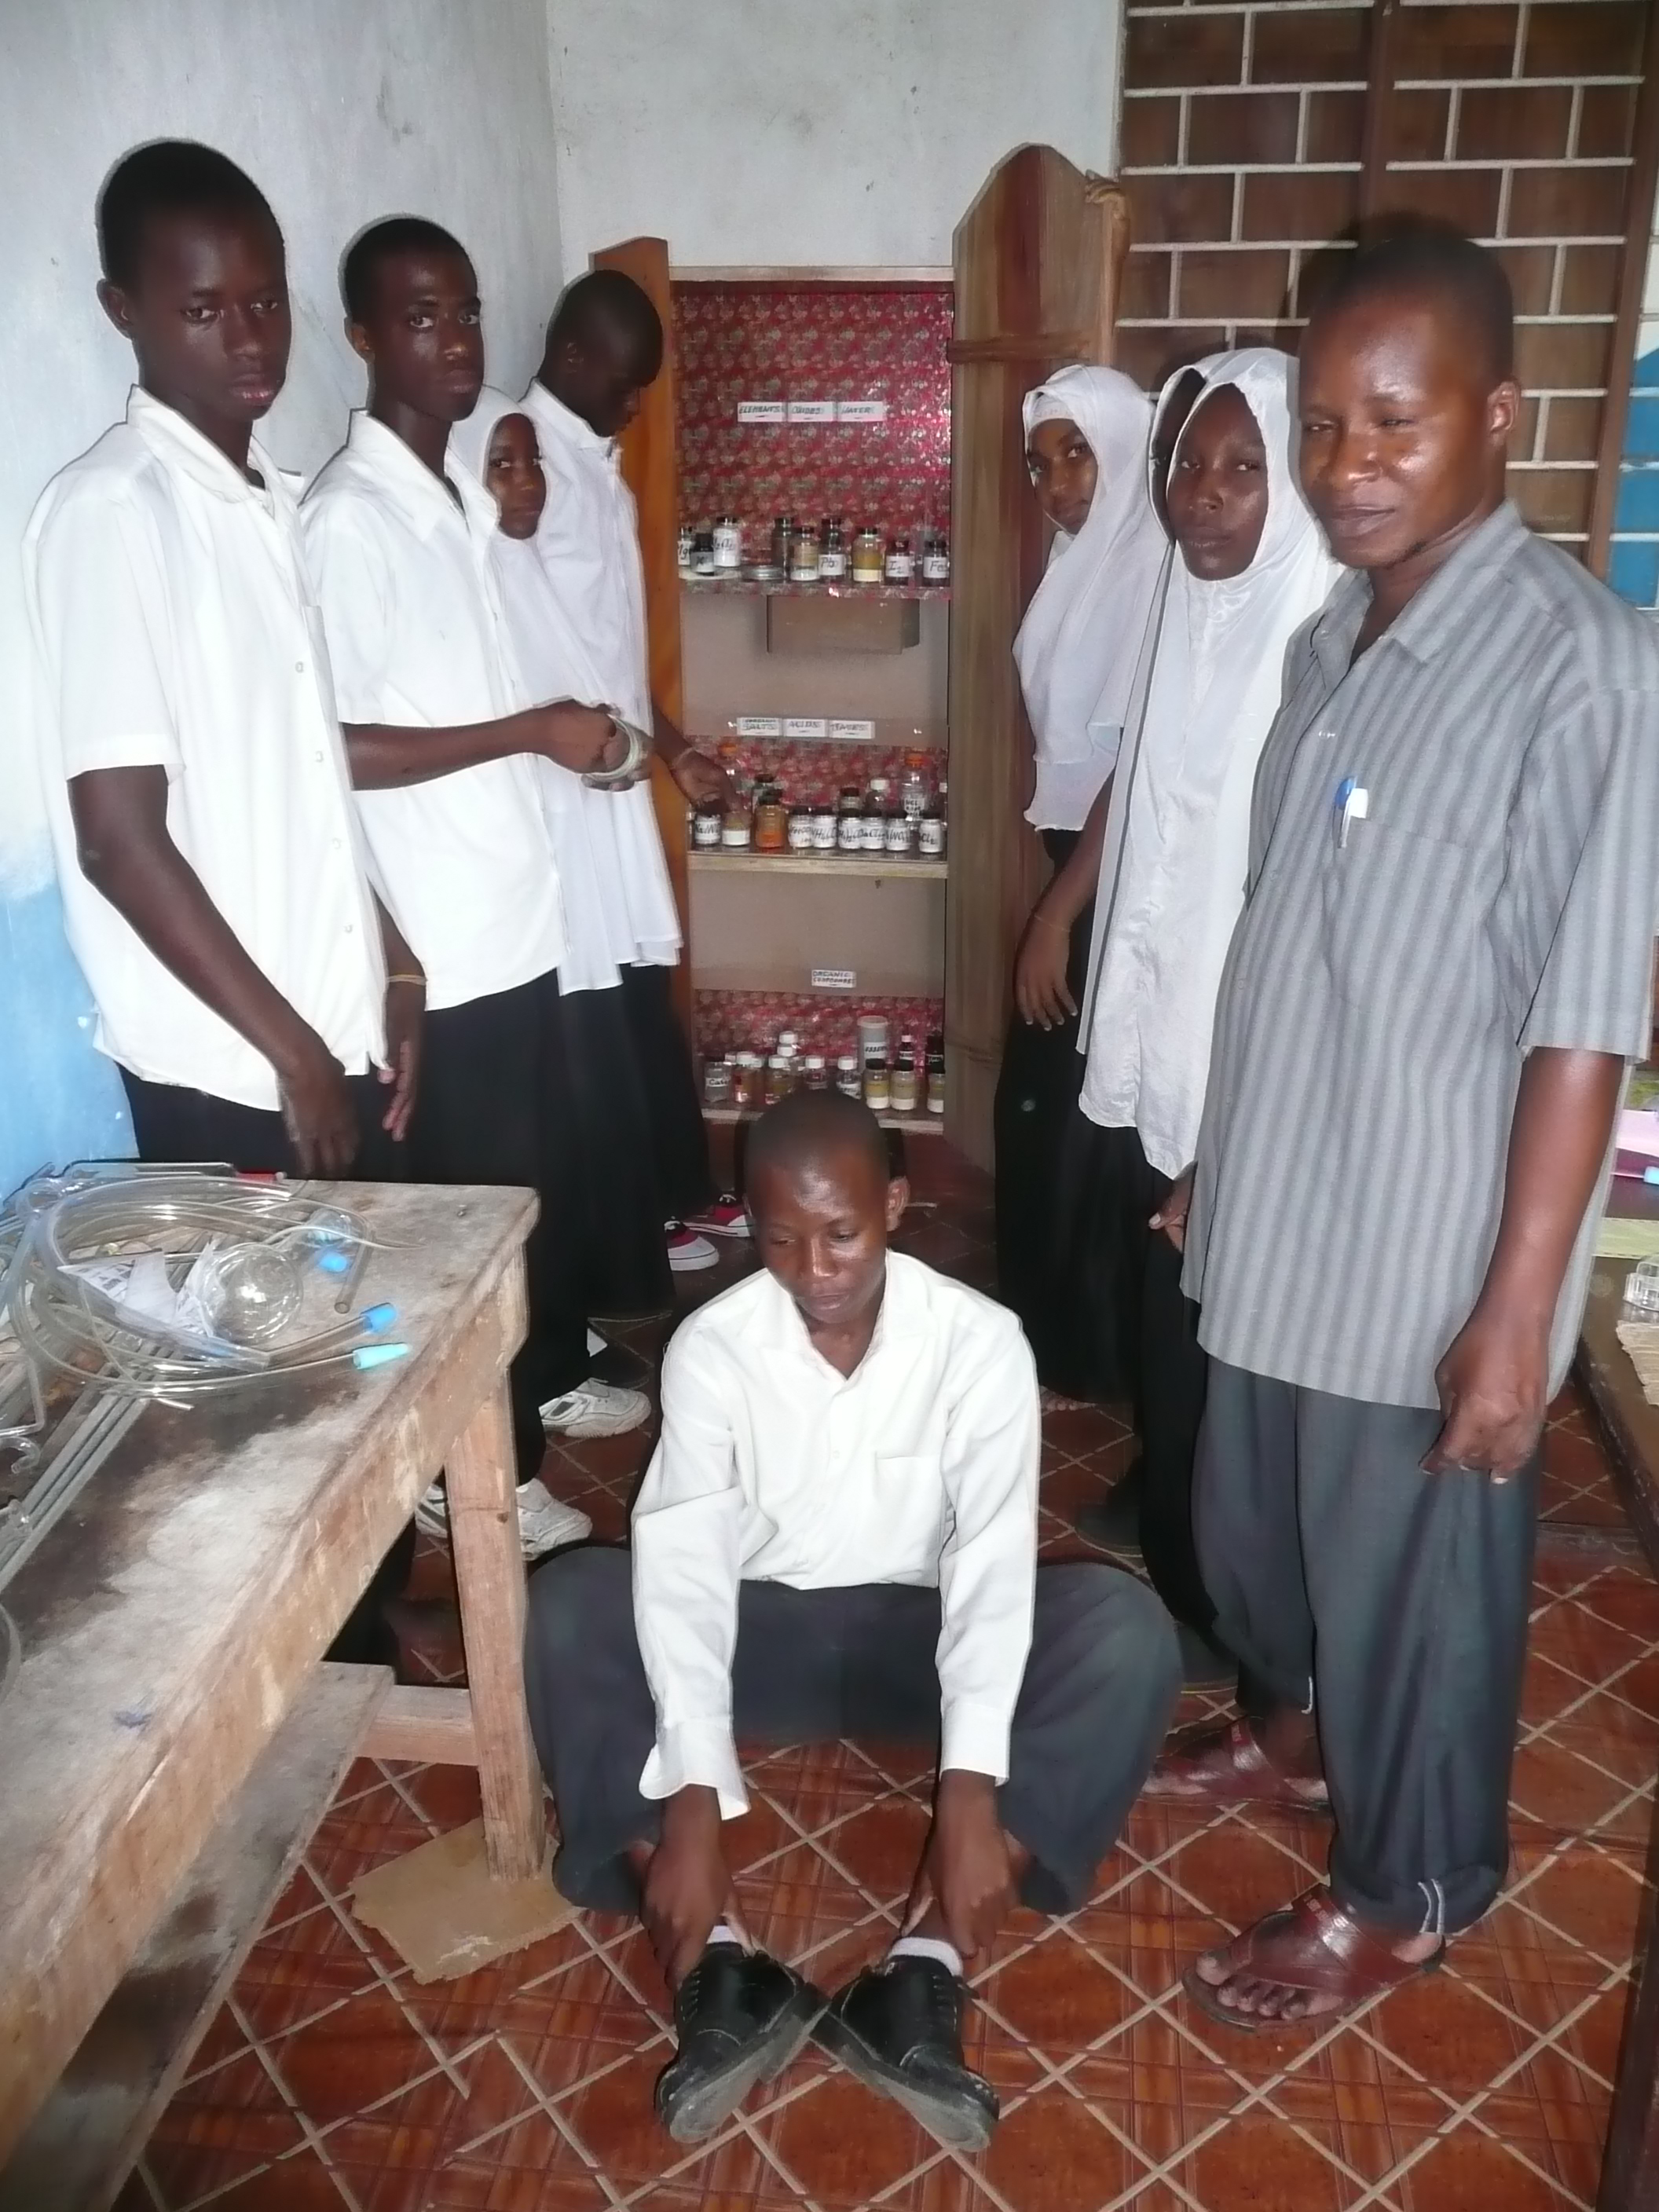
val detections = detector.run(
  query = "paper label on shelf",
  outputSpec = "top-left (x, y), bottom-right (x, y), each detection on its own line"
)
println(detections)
top-left (811, 968), bottom-right (857, 992)
top-left (783, 716), bottom-right (829, 739)
top-left (837, 399), bottom-right (889, 423)
top-left (786, 399), bottom-right (837, 424)
top-left (733, 715), bottom-right (784, 738)
top-left (736, 399), bottom-right (786, 425)
top-left (829, 718), bottom-right (876, 742)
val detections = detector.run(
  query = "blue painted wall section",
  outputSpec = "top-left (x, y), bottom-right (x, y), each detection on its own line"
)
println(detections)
top-left (1609, 345), bottom-right (1659, 611)
top-left (0, 880), bottom-right (132, 1194)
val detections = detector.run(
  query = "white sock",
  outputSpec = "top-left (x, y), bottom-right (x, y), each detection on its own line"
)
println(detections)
top-left (889, 1932), bottom-right (964, 1977)
top-left (707, 1921), bottom-right (745, 1950)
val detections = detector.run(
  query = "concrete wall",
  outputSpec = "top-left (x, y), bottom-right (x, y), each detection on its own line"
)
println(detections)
top-left (0, 0), bottom-right (564, 1192)
top-left (544, 0), bottom-right (1125, 272)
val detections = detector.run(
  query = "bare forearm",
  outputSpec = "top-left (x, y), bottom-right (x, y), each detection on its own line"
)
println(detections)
top-left (1481, 1046), bottom-right (1626, 1327)
top-left (1033, 775), bottom-right (1111, 931)
top-left (342, 711), bottom-right (543, 789)
top-left (651, 701), bottom-right (686, 765)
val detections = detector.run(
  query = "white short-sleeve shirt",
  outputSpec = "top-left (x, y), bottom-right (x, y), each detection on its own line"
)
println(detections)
top-left (301, 412), bottom-right (565, 1011)
top-left (24, 389), bottom-right (386, 1111)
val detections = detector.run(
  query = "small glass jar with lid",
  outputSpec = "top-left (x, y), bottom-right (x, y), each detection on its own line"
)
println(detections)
top-left (802, 1053), bottom-right (829, 1090)
top-left (837, 786), bottom-right (864, 852)
top-left (692, 800), bottom-right (722, 849)
top-left (786, 804), bottom-right (814, 851)
top-left (753, 783), bottom-right (789, 853)
top-left (884, 806), bottom-right (915, 857)
top-left (835, 1053), bottom-right (861, 1099)
top-left (811, 801), bottom-right (838, 851)
top-left (926, 1047), bottom-right (947, 1115)
top-left (764, 1053), bottom-right (793, 1107)
top-left (712, 515), bottom-right (743, 570)
top-left (859, 780), bottom-right (889, 852)
top-left (890, 1049), bottom-right (919, 1114)
top-left (862, 1057), bottom-right (891, 1112)
top-left (693, 530), bottom-right (717, 577)
top-left (921, 529), bottom-right (950, 584)
top-left (721, 794), bottom-right (752, 848)
top-left (884, 534), bottom-right (914, 584)
top-left (770, 515), bottom-right (795, 572)
top-left (819, 518), bottom-right (848, 581)
top-left (677, 525), bottom-right (695, 575)
top-left (901, 750), bottom-right (932, 820)
top-left (918, 793), bottom-right (946, 857)
top-left (788, 522), bottom-right (821, 583)
top-left (701, 1057), bottom-right (734, 1109)
top-left (731, 1052), bottom-right (763, 1110)
top-left (851, 528), bottom-right (884, 584)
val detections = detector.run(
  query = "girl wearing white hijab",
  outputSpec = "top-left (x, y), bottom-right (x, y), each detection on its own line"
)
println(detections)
top-left (994, 366), bottom-right (1167, 1401)
top-left (1068, 348), bottom-right (1342, 1672)
top-left (451, 388), bottom-right (676, 1320)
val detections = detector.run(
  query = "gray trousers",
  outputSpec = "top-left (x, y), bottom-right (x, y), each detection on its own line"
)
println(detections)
top-left (524, 1547), bottom-right (1181, 1915)
top-left (1196, 1362), bottom-right (1541, 1936)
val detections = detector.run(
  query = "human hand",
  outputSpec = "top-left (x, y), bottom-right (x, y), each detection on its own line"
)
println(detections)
top-left (921, 1771), bottom-right (1015, 1962)
top-left (378, 976), bottom-right (425, 1140)
top-left (1424, 1298), bottom-right (1548, 1478)
top-left (642, 1787), bottom-right (734, 1987)
top-left (273, 1025), bottom-right (359, 1177)
top-left (670, 747), bottom-right (731, 808)
top-left (1151, 1168), bottom-right (1193, 1254)
top-left (1013, 908), bottom-right (1075, 1029)
top-left (534, 701), bottom-right (625, 777)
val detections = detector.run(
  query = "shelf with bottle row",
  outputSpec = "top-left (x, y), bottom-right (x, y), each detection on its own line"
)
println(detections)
top-left (681, 573), bottom-right (950, 602)
top-left (701, 1103), bottom-right (946, 1137)
top-left (688, 850), bottom-right (947, 879)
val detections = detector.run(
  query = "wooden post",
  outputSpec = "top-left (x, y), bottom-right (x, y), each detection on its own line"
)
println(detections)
top-left (592, 234), bottom-right (694, 1031)
top-left (945, 148), bottom-right (1131, 1168)
top-left (444, 1359), bottom-right (546, 1882)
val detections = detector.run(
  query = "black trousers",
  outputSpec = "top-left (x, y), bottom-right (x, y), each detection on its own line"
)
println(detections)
top-left (525, 1546), bottom-right (1181, 1915)
top-left (1195, 1361), bottom-right (1541, 1935)
top-left (119, 1064), bottom-right (416, 1667)
top-left (1088, 1126), bottom-right (1215, 1640)
top-left (618, 963), bottom-right (715, 1221)
top-left (410, 971), bottom-right (589, 1482)
top-left (558, 984), bottom-right (674, 1320)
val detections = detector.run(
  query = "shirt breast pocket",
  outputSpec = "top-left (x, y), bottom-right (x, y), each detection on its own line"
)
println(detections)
top-left (1321, 817), bottom-right (1499, 1017)
top-left (873, 1454), bottom-right (947, 1556)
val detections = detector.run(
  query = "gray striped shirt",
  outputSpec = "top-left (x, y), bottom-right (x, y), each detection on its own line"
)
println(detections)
top-left (1184, 502), bottom-right (1659, 1409)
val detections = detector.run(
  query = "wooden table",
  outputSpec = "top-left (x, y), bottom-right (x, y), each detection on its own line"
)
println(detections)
top-left (0, 1182), bottom-right (540, 2210)
top-left (1577, 1251), bottom-right (1659, 2212)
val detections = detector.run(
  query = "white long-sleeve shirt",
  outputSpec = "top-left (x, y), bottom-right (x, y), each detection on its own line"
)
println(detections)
top-left (632, 1253), bottom-right (1040, 1818)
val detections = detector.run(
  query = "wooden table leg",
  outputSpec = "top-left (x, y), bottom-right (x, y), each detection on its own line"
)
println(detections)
top-left (1599, 1779), bottom-right (1659, 2209)
top-left (445, 1374), bottom-right (547, 1881)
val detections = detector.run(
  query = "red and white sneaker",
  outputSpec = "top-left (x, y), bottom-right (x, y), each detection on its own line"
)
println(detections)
top-left (683, 1193), bottom-right (750, 1240)
top-left (666, 1218), bottom-right (720, 1273)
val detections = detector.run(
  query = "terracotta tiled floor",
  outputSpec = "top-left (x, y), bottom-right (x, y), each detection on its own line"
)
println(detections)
top-left (118, 1147), bottom-right (1659, 2212)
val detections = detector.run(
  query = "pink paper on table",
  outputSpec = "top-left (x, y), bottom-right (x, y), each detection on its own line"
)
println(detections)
top-left (1617, 1108), bottom-right (1659, 1161)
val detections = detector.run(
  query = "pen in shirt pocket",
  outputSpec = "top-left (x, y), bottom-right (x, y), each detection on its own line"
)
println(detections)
top-left (1333, 777), bottom-right (1369, 850)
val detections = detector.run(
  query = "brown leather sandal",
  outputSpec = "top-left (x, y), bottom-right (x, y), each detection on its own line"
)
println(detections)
top-left (1141, 1717), bottom-right (1331, 1813)
top-left (1182, 1887), bottom-right (1443, 2034)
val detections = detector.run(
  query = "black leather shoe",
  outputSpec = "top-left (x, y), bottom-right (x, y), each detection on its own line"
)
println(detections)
top-left (817, 1956), bottom-right (998, 2149)
top-left (654, 1943), bottom-right (822, 2143)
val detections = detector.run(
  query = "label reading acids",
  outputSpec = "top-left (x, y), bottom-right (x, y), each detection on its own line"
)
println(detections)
top-left (783, 716), bottom-right (830, 739)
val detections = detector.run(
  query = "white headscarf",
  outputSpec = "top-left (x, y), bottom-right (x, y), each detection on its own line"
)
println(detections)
top-left (1079, 348), bottom-right (1344, 1170)
top-left (452, 386), bottom-right (661, 994)
top-left (1012, 364), bottom-right (1167, 831)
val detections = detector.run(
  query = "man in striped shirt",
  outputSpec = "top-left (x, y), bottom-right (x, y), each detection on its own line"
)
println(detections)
top-left (1148, 225), bottom-right (1659, 2028)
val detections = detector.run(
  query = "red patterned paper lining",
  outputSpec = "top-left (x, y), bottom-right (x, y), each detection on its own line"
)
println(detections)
top-left (701, 739), bottom-right (943, 800)
top-left (695, 990), bottom-right (944, 1063)
top-left (675, 284), bottom-right (952, 547)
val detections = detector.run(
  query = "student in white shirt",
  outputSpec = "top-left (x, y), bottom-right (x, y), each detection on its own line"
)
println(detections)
top-left (994, 367), bottom-right (1166, 1404)
top-left (1071, 351), bottom-right (1341, 1667)
top-left (522, 272), bottom-right (747, 1274)
top-left (449, 389), bottom-right (675, 1320)
top-left (526, 1091), bottom-right (1179, 2149)
top-left (25, 141), bottom-right (419, 1665)
top-left (302, 217), bottom-right (651, 1561)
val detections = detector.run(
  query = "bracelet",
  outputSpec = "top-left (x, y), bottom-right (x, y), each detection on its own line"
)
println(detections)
top-left (583, 716), bottom-right (651, 790)
top-left (386, 972), bottom-right (427, 988)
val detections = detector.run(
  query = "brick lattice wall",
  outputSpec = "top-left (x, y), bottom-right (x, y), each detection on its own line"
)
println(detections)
top-left (1117, 0), bottom-right (1647, 558)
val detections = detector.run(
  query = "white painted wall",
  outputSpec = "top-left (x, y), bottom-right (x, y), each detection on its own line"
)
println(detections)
top-left (544, 0), bottom-right (1124, 272)
top-left (0, 0), bottom-right (563, 1186)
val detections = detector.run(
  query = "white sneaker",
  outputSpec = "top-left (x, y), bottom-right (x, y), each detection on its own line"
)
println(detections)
top-left (665, 1219), bottom-right (720, 1273)
top-left (413, 1477), bottom-right (592, 1560)
top-left (540, 1375), bottom-right (652, 1438)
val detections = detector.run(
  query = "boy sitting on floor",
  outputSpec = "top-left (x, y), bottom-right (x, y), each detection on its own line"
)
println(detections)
top-left (526, 1090), bottom-right (1180, 2148)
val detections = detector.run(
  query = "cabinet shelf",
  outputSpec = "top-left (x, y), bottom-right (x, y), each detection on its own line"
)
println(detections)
top-left (681, 575), bottom-right (949, 603)
top-left (688, 851), bottom-right (947, 880)
top-left (702, 1104), bottom-right (945, 1137)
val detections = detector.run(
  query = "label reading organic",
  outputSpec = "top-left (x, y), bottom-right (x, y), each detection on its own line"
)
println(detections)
top-left (733, 715), bottom-right (784, 738)
top-left (783, 716), bottom-right (830, 739)
top-left (837, 399), bottom-right (889, 424)
top-left (786, 399), bottom-right (837, 424)
top-left (829, 718), bottom-right (876, 742)
top-left (811, 968), bottom-right (857, 992)
top-left (736, 399), bottom-right (787, 425)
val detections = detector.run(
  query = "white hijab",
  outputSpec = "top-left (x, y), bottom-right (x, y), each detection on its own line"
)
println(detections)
top-left (1012, 364), bottom-right (1167, 831)
top-left (1082, 346), bottom-right (1344, 1048)
top-left (452, 387), bottom-right (677, 991)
